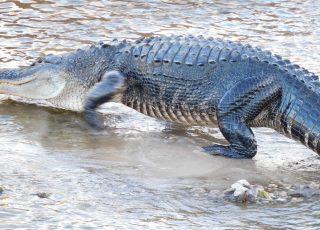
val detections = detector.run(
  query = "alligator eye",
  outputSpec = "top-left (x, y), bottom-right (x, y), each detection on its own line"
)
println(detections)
top-left (30, 54), bottom-right (62, 67)
top-left (43, 54), bottom-right (62, 64)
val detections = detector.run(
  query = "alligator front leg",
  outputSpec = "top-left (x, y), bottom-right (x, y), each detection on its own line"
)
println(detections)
top-left (84, 70), bottom-right (125, 130)
top-left (203, 76), bottom-right (281, 159)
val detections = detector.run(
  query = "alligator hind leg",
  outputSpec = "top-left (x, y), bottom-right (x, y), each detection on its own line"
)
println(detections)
top-left (84, 71), bottom-right (125, 130)
top-left (203, 76), bottom-right (281, 159)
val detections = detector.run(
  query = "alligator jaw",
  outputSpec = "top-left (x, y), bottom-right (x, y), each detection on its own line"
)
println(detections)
top-left (0, 67), bottom-right (66, 100)
top-left (0, 71), bottom-right (36, 85)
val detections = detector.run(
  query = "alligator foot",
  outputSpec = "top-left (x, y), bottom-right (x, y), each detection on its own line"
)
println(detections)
top-left (83, 107), bottom-right (104, 130)
top-left (84, 70), bottom-right (125, 130)
top-left (203, 145), bottom-right (252, 159)
top-left (208, 75), bottom-right (281, 159)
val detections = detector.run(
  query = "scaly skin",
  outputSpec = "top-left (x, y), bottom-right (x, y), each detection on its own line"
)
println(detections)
top-left (0, 35), bottom-right (319, 158)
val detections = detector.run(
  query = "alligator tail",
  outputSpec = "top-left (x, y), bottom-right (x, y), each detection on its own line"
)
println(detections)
top-left (278, 85), bottom-right (320, 154)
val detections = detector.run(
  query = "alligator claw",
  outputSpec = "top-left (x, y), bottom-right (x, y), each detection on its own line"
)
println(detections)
top-left (202, 144), bottom-right (250, 159)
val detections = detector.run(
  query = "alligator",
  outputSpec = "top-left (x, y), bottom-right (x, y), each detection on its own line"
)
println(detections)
top-left (0, 35), bottom-right (319, 159)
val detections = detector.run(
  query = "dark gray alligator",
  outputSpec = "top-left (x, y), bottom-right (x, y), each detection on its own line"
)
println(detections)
top-left (0, 35), bottom-right (319, 159)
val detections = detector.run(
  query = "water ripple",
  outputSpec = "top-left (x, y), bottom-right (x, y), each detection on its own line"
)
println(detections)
top-left (0, 0), bottom-right (319, 228)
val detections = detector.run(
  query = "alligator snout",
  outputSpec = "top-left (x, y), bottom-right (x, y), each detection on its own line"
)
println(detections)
top-left (0, 66), bottom-right (66, 100)
top-left (0, 68), bottom-right (27, 84)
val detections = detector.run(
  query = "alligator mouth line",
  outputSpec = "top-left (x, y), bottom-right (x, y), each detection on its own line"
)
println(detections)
top-left (0, 76), bottom-right (37, 85)
top-left (0, 68), bottom-right (67, 100)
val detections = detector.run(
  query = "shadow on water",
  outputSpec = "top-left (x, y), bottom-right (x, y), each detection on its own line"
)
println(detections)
top-left (0, 0), bottom-right (320, 229)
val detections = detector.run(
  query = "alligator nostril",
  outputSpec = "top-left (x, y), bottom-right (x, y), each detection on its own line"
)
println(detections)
top-left (30, 57), bottom-right (43, 66)
top-left (36, 57), bottom-right (43, 63)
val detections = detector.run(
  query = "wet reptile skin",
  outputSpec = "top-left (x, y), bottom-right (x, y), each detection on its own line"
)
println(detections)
top-left (104, 35), bottom-right (320, 158)
top-left (1, 35), bottom-right (320, 158)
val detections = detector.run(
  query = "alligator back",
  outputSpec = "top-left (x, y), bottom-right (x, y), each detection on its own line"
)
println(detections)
top-left (102, 35), bottom-right (320, 128)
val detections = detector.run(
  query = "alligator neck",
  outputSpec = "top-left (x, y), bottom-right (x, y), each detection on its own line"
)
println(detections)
top-left (275, 84), bottom-right (320, 154)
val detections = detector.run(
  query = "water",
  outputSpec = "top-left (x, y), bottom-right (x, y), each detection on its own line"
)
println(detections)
top-left (0, 0), bottom-right (320, 229)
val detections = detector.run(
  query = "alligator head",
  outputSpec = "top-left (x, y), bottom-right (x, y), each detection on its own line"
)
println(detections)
top-left (0, 46), bottom-right (113, 111)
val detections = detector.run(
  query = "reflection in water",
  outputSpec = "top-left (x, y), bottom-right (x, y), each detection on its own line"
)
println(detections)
top-left (0, 0), bottom-right (320, 228)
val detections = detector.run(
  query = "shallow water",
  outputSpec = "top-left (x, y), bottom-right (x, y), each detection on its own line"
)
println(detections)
top-left (0, 0), bottom-right (320, 229)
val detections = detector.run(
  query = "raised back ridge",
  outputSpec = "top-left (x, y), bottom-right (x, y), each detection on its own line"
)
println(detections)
top-left (97, 35), bottom-right (319, 93)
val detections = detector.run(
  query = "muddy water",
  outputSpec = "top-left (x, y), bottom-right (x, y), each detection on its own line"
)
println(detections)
top-left (0, 0), bottom-right (320, 229)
